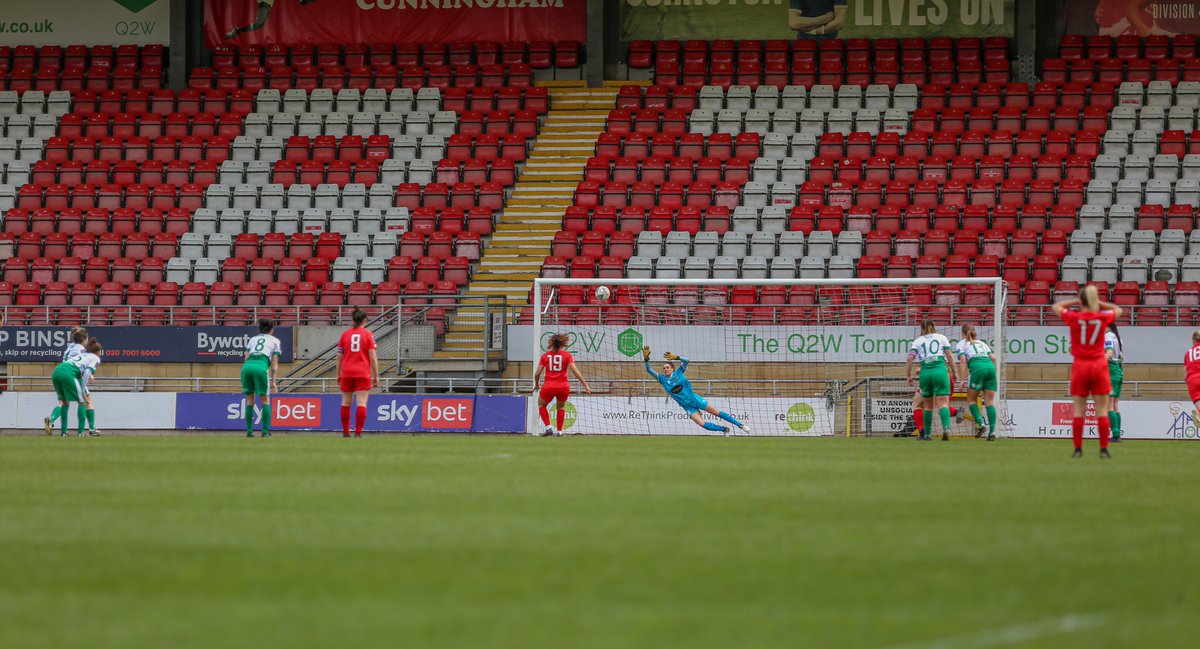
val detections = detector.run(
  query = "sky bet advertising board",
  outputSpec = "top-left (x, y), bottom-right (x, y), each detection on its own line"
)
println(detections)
top-left (175, 394), bottom-right (527, 433)
top-left (0, 327), bottom-right (294, 363)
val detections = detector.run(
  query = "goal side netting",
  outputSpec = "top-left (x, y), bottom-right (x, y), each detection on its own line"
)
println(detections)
top-left (528, 277), bottom-right (1010, 438)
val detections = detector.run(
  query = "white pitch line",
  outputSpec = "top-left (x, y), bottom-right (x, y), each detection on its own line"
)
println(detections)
top-left (881, 614), bottom-right (1107, 649)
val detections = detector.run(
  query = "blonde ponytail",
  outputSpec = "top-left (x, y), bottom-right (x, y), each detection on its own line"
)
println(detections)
top-left (1079, 284), bottom-right (1100, 312)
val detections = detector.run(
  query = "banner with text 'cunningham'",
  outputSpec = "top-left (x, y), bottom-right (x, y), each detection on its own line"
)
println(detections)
top-left (509, 325), bottom-right (1197, 365)
top-left (0, 327), bottom-right (294, 363)
top-left (619, 0), bottom-right (1013, 41)
top-left (0, 0), bottom-right (170, 46)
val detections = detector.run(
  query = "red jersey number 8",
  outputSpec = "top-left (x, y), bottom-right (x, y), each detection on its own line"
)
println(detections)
top-left (350, 334), bottom-right (361, 353)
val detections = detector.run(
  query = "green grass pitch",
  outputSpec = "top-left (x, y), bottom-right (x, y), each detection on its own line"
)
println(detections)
top-left (1, 435), bottom-right (1197, 649)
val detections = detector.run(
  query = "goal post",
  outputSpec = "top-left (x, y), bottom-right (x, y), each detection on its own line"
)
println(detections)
top-left (529, 276), bottom-right (1009, 437)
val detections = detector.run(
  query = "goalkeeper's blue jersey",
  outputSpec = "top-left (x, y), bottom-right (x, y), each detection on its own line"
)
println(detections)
top-left (646, 358), bottom-right (704, 409)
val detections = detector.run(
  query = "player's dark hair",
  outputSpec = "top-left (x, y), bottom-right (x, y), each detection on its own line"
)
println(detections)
top-left (920, 319), bottom-right (936, 335)
top-left (1109, 323), bottom-right (1123, 360)
top-left (1194, 330), bottom-right (1200, 344)
top-left (549, 333), bottom-right (568, 351)
top-left (85, 337), bottom-right (101, 354)
top-left (961, 324), bottom-right (976, 342)
top-left (352, 309), bottom-right (369, 326)
top-left (70, 326), bottom-right (88, 343)
top-left (257, 318), bottom-right (274, 334)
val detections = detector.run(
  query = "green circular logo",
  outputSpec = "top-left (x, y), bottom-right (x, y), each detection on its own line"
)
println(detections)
top-left (560, 401), bottom-right (578, 430)
top-left (786, 403), bottom-right (816, 433)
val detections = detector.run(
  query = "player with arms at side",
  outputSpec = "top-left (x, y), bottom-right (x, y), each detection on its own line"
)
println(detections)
top-left (906, 320), bottom-right (957, 441)
top-left (532, 333), bottom-right (591, 437)
top-left (337, 309), bottom-right (379, 438)
top-left (1105, 323), bottom-right (1125, 442)
top-left (241, 319), bottom-right (282, 438)
top-left (1052, 285), bottom-right (1122, 458)
top-left (47, 337), bottom-right (103, 437)
top-left (45, 327), bottom-right (93, 435)
top-left (955, 324), bottom-right (999, 441)
top-left (642, 346), bottom-right (750, 435)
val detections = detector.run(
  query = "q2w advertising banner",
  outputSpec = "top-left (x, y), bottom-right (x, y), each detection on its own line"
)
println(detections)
top-left (175, 393), bottom-right (527, 432)
top-left (0, 327), bottom-right (294, 363)
top-left (620, 0), bottom-right (1013, 41)
top-left (0, 0), bottom-right (170, 46)
top-left (526, 396), bottom-right (834, 436)
top-left (509, 325), bottom-right (1198, 365)
top-left (205, 0), bottom-right (586, 47)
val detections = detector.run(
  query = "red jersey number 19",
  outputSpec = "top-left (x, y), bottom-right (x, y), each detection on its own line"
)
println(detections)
top-left (548, 354), bottom-right (563, 373)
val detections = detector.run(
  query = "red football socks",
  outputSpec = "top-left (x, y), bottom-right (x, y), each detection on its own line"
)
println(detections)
top-left (340, 406), bottom-right (351, 434)
top-left (556, 407), bottom-right (565, 431)
top-left (1072, 417), bottom-right (1084, 450)
top-left (913, 408), bottom-right (924, 432)
top-left (1098, 415), bottom-right (1111, 450)
top-left (355, 406), bottom-right (367, 435)
top-left (538, 405), bottom-right (550, 426)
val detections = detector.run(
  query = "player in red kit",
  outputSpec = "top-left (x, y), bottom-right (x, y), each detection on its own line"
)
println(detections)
top-left (1183, 331), bottom-right (1200, 411)
top-left (533, 333), bottom-right (591, 437)
top-left (1052, 285), bottom-right (1123, 458)
top-left (336, 309), bottom-right (379, 438)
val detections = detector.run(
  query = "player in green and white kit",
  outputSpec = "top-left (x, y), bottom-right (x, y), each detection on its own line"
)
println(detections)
top-left (954, 324), bottom-right (998, 441)
top-left (1105, 324), bottom-right (1124, 442)
top-left (906, 320), bottom-right (957, 441)
top-left (47, 337), bottom-right (103, 437)
top-left (45, 327), bottom-right (97, 435)
top-left (241, 319), bottom-right (282, 438)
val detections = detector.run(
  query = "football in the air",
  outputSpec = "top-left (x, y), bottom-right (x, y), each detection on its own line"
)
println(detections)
top-left (595, 286), bottom-right (612, 302)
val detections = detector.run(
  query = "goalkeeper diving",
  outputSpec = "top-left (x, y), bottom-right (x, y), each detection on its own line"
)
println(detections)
top-left (642, 346), bottom-right (751, 435)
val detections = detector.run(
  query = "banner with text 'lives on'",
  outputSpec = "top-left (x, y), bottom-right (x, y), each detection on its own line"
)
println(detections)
top-left (205, 0), bottom-right (586, 47)
top-left (620, 0), bottom-right (1013, 41)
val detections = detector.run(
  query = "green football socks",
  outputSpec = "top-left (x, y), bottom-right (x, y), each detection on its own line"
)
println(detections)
top-left (77, 404), bottom-right (87, 435)
top-left (939, 407), bottom-right (951, 432)
top-left (969, 403), bottom-right (983, 428)
top-left (1109, 411), bottom-right (1121, 438)
top-left (923, 409), bottom-right (933, 437)
top-left (49, 406), bottom-right (61, 424)
top-left (60, 407), bottom-right (69, 436)
top-left (986, 405), bottom-right (997, 434)
top-left (245, 405), bottom-right (255, 437)
top-left (86, 408), bottom-right (95, 431)
top-left (262, 404), bottom-right (272, 437)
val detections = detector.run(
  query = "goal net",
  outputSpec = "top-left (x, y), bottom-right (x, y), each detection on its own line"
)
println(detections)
top-left (529, 277), bottom-right (1010, 438)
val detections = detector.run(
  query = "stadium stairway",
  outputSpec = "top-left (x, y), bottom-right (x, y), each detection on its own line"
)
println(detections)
top-left (438, 82), bottom-right (621, 356)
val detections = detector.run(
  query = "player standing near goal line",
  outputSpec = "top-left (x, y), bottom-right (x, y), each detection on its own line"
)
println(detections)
top-left (1105, 324), bottom-right (1125, 443)
top-left (954, 324), bottom-right (999, 441)
top-left (906, 320), bottom-right (957, 441)
top-left (241, 319), bottom-right (282, 438)
top-left (46, 337), bottom-right (103, 437)
top-left (45, 327), bottom-right (98, 435)
top-left (641, 346), bottom-right (751, 435)
top-left (533, 333), bottom-right (591, 437)
top-left (1051, 285), bottom-right (1121, 459)
top-left (337, 309), bottom-right (379, 438)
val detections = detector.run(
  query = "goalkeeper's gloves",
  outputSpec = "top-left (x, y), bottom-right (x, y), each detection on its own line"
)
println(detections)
top-left (641, 346), bottom-right (652, 361)
top-left (663, 352), bottom-right (680, 361)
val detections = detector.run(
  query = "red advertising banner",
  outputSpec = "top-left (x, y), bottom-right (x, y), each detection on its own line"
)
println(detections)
top-left (205, 0), bottom-right (586, 47)
top-left (1064, 1), bottom-right (1200, 36)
